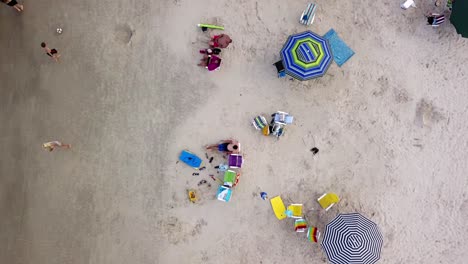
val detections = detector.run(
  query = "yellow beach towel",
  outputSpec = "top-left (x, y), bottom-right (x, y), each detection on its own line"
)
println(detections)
top-left (270, 196), bottom-right (286, 220)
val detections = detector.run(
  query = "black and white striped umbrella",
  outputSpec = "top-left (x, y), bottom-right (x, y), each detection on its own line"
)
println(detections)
top-left (322, 213), bottom-right (383, 264)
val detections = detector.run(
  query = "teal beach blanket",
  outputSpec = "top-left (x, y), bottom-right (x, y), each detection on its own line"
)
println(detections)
top-left (323, 29), bottom-right (355, 67)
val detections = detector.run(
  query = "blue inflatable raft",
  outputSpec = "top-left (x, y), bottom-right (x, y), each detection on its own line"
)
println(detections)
top-left (179, 150), bottom-right (202, 169)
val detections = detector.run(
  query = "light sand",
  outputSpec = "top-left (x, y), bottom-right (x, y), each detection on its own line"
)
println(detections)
top-left (1, 0), bottom-right (467, 263)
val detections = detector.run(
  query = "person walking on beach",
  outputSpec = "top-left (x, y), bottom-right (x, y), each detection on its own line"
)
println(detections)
top-left (2, 0), bottom-right (23, 12)
top-left (41, 42), bottom-right (61, 62)
top-left (42, 141), bottom-right (71, 152)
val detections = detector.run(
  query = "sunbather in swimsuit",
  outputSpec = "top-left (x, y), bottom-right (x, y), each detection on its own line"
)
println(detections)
top-left (206, 139), bottom-right (240, 154)
top-left (209, 34), bottom-right (232, 49)
top-left (217, 143), bottom-right (230, 151)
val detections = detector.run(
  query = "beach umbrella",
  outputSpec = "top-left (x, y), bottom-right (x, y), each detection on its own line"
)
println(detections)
top-left (280, 31), bottom-right (333, 81)
top-left (450, 0), bottom-right (468, 38)
top-left (322, 213), bottom-right (383, 264)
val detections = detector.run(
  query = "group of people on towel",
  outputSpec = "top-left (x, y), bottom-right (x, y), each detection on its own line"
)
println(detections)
top-left (198, 34), bottom-right (232, 72)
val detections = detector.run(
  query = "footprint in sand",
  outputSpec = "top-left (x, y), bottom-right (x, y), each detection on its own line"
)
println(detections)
top-left (114, 24), bottom-right (135, 44)
top-left (414, 99), bottom-right (445, 128)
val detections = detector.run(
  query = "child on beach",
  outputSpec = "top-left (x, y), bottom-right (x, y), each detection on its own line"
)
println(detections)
top-left (41, 42), bottom-right (61, 62)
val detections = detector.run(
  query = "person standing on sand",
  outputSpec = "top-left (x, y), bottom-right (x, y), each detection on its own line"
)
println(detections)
top-left (2, 0), bottom-right (23, 12)
top-left (42, 141), bottom-right (71, 152)
top-left (41, 42), bottom-right (61, 62)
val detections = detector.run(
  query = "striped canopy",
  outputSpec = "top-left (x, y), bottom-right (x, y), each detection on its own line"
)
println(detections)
top-left (280, 31), bottom-right (333, 81)
top-left (322, 213), bottom-right (383, 264)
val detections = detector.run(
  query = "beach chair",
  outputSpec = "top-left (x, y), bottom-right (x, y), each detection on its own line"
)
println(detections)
top-left (232, 171), bottom-right (241, 187)
top-left (300, 3), bottom-right (317, 26)
top-left (252, 115), bottom-right (268, 130)
top-left (228, 154), bottom-right (243, 168)
top-left (272, 111), bottom-right (294, 125)
top-left (307, 226), bottom-right (320, 242)
top-left (273, 60), bottom-right (286, 78)
top-left (286, 204), bottom-right (304, 218)
top-left (223, 170), bottom-right (236, 187)
top-left (317, 193), bottom-right (340, 211)
top-left (428, 14), bottom-right (445, 27)
top-left (295, 219), bottom-right (308, 232)
top-left (270, 196), bottom-right (287, 220)
top-left (269, 111), bottom-right (293, 138)
top-left (217, 185), bottom-right (232, 202)
top-left (270, 123), bottom-right (285, 138)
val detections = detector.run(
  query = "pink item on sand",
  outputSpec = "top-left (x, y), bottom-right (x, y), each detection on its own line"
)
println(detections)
top-left (207, 55), bottom-right (221, 71)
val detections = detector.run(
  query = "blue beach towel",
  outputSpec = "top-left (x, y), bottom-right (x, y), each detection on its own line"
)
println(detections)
top-left (323, 29), bottom-right (354, 67)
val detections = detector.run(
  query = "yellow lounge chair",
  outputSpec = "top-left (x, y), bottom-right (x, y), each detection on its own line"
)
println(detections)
top-left (317, 193), bottom-right (340, 211)
top-left (270, 196), bottom-right (287, 220)
top-left (287, 204), bottom-right (303, 218)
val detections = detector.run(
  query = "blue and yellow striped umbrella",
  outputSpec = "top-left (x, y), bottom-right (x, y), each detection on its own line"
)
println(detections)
top-left (280, 31), bottom-right (333, 81)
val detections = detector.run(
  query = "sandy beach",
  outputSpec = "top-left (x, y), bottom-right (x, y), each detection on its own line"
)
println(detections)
top-left (1, 0), bottom-right (468, 263)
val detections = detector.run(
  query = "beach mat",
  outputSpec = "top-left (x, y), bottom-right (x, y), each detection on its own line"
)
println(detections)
top-left (270, 196), bottom-right (286, 220)
top-left (323, 29), bottom-right (354, 67)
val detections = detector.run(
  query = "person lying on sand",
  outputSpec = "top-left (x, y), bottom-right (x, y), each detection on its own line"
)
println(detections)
top-left (206, 139), bottom-right (240, 154)
top-left (209, 34), bottom-right (232, 48)
top-left (42, 141), bottom-right (71, 152)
